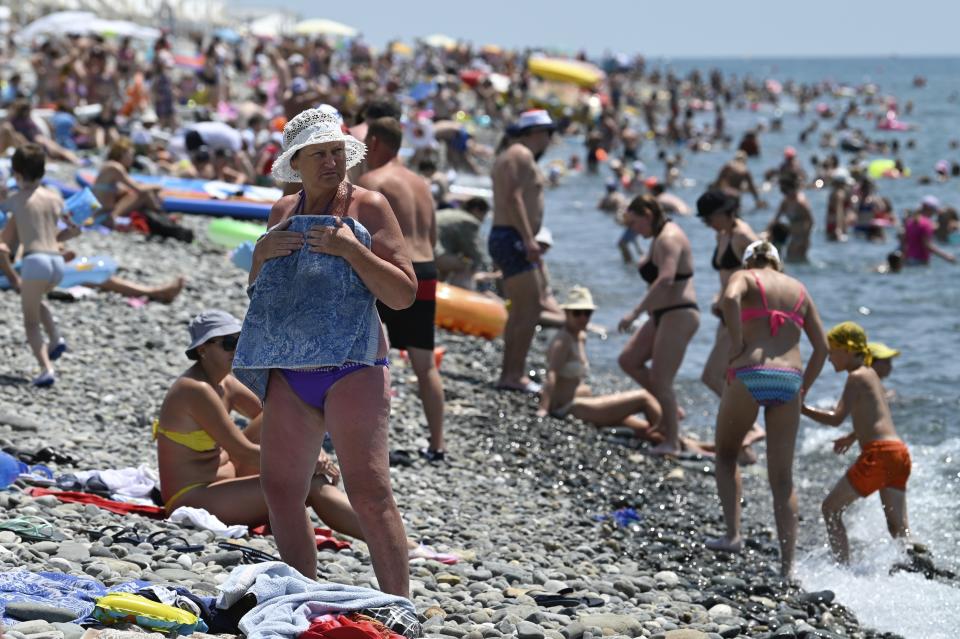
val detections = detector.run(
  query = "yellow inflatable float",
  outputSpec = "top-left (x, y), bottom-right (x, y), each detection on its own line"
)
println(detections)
top-left (435, 283), bottom-right (507, 339)
top-left (528, 57), bottom-right (605, 89)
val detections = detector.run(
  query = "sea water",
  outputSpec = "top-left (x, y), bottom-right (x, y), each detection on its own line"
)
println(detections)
top-left (536, 57), bottom-right (960, 637)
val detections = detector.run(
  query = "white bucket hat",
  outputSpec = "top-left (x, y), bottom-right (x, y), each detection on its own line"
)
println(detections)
top-left (742, 240), bottom-right (782, 271)
top-left (271, 106), bottom-right (366, 183)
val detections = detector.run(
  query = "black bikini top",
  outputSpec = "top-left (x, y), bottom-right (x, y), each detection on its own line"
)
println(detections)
top-left (712, 240), bottom-right (741, 271)
top-left (638, 221), bottom-right (693, 284)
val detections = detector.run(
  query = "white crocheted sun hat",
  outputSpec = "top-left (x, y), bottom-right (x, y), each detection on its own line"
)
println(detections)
top-left (271, 106), bottom-right (367, 183)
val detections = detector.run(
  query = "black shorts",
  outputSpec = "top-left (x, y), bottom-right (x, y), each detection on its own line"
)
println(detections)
top-left (377, 261), bottom-right (437, 350)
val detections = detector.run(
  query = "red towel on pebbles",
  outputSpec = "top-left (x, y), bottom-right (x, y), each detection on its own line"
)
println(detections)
top-left (299, 614), bottom-right (403, 639)
top-left (249, 524), bottom-right (352, 551)
top-left (26, 488), bottom-right (166, 519)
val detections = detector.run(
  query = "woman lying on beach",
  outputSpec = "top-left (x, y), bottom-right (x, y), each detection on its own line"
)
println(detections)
top-left (93, 137), bottom-right (165, 226)
top-left (708, 240), bottom-right (828, 577)
top-left (155, 310), bottom-right (364, 538)
top-left (538, 286), bottom-right (661, 440)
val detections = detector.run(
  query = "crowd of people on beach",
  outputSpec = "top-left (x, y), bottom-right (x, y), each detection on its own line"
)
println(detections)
top-left (0, 19), bottom-right (953, 610)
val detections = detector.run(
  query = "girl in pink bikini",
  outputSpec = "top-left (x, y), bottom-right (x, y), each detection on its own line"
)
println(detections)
top-left (707, 240), bottom-right (829, 578)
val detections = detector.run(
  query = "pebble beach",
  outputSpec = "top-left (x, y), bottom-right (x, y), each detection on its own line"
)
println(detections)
top-left (0, 219), bottom-right (892, 639)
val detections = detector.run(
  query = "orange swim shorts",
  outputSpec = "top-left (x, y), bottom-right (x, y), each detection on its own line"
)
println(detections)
top-left (846, 439), bottom-right (911, 497)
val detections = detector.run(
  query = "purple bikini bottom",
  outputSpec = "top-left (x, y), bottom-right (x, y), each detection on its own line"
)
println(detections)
top-left (281, 358), bottom-right (389, 411)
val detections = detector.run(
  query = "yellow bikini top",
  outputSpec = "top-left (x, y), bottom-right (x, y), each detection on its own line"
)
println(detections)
top-left (152, 419), bottom-right (218, 453)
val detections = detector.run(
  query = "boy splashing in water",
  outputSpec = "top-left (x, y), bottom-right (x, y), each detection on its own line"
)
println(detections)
top-left (0, 144), bottom-right (80, 386)
top-left (802, 321), bottom-right (911, 564)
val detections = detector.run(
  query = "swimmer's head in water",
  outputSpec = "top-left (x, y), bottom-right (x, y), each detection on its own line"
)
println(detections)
top-left (778, 171), bottom-right (800, 194)
top-left (742, 240), bottom-right (782, 272)
top-left (827, 321), bottom-right (873, 368)
top-left (887, 250), bottom-right (903, 273)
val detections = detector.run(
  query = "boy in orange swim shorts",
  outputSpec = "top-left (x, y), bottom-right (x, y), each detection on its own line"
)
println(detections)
top-left (802, 321), bottom-right (911, 564)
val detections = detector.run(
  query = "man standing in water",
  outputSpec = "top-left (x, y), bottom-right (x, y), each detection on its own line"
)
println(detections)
top-left (489, 110), bottom-right (554, 393)
top-left (359, 117), bottom-right (446, 460)
top-left (713, 150), bottom-right (765, 209)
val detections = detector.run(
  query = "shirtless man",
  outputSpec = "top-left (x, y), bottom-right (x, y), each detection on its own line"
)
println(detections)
top-left (489, 110), bottom-right (554, 393)
top-left (767, 172), bottom-right (813, 263)
top-left (713, 150), bottom-right (766, 209)
top-left (358, 117), bottom-right (446, 460)
top-left (0, 145), bottom-right (80, 386)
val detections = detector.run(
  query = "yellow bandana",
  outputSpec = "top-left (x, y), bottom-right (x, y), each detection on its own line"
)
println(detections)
top-left (827, 321), bottom-right (873, 366)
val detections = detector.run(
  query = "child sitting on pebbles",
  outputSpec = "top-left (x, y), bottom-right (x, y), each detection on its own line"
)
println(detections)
top-left (801, 321), bottom-right (912, 565)
top-left (0, 143), bottom-right (80, 386)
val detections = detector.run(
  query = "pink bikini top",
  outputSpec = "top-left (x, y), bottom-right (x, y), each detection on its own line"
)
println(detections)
top-left (740, 271), bottom-right (805, 336)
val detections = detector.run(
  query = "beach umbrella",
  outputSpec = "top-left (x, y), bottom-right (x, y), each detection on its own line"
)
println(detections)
top-left (213, 27), bottom-right (242, 43)
top-left (17, 11), bottom-right (96, 41)
top-left (92, 19), bottom-right (161, 40)
top-left (422, 33), bottom-right (457, 50)
top-left (294, 18), bottom-right (358, 38)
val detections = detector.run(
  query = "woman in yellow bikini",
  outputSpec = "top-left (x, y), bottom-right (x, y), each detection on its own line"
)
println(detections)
top-left (154, 309), bottom-right (362, 534)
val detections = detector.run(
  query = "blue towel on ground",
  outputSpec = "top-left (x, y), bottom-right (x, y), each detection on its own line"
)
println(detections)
top-left (0, 570), bottom-right (144, 625)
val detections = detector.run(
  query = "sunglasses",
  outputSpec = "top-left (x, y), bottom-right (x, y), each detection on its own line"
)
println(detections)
top-left (211, 335), bottom-right (239, 352)
top-left (570, 309), bottom-right (593, 318)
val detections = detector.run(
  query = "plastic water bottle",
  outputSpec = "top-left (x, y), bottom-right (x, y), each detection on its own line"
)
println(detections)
top-left (0, 451), bottom-right (21, 489)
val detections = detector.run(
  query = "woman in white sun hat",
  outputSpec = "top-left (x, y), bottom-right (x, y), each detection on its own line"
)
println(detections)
top-left (232, 106), bottom-right (416, 593)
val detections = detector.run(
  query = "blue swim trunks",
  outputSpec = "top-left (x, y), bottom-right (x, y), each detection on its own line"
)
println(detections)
top-left (488, 226), bottom-right (536, 279)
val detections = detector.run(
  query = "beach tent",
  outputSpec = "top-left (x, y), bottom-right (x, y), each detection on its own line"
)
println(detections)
top-left (294, 18), bottom-right (358, 38)
top-left (422, 33), bottom-right (457, 50)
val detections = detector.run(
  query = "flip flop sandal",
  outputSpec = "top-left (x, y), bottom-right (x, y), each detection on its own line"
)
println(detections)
top-left (217, 541), bottom-right (280, 564)
top-left (32, 447), bottom-right (77, 466)
top-left (85, 524), bottom-right (147, 545)
top-left (389, 450), bottom-right (416, 467)
top-left (147, 530), bottom-right (204, 553)
top-left (0, 516), bottom-right (67, 542)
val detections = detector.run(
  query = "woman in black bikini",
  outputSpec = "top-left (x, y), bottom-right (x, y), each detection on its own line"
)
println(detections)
top-left (617, 195), bottom-right (700, 456)
top-left (697, 191), bottom-right (766, 464)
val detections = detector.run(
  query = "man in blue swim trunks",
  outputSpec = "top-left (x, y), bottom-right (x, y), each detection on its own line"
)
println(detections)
top-left (489, 110), bottom-right (554, 393)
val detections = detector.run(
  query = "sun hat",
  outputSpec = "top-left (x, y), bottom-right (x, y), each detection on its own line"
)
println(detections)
top-left (271, 106), bottom-right (366, 183)
top-left (186, 310), bottom-right (243, 360)
top-left (559, 286), bottom-right (597, 311)
top-left (742, 239), bottom-right (782, 270)
top-left (509, 109), bottom-right (555, 135)
top-left (534, 226), bottom-right (554, 247)
top-left (868, 341), bottom-right (900, 360)
top-left (921, 195), bottom-right (941, 210)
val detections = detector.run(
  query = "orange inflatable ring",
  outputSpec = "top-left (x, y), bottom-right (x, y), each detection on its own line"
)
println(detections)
top-left (435, 283), bottom-right (507, 340)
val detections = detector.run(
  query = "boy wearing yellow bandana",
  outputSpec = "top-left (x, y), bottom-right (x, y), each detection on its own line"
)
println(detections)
top-left (802, 321), bottom-right (912, 564)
